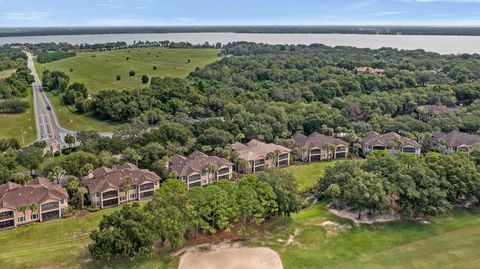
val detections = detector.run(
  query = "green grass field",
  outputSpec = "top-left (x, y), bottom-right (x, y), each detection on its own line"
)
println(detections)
top-left (257, 202), bottom-right (480, 269)
top-left (0, 69), bottom-right (15, 79)
top-left (283, 160), bottom-right (342, 192)
top-left (1, 196), bottom-right (479, 268)
top-left (0, 202), bottom-right (174, 269)
top-left (0, 88), bottom-right (36, 144)
top-left (46, 92), bottom-right (120, 132)
top-left (36, 47), bottom-right (220, 94)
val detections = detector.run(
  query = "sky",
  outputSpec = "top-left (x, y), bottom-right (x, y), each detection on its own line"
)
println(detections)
top-left (1, 0), bottom-right (480, 27)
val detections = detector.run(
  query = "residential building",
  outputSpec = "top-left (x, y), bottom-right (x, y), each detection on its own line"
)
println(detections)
top-left (415, 105), bottom-right (458, 121)
top-left (293, 132), bottom-right (349, 162)
top-left (432, 131), bottom-right (480, 154)
top-left (168, 151), bottom-right (233, 190)
top-left (362, 131), bottom-right (422, 157)
top-left (82, 163), bottom-right (160, 209)
top-left (232, 139), bottom-right (292, 173)
top-left (355, 66), bottom-right (385, 75)
top-left (0, 178), bottom-right (68, 230)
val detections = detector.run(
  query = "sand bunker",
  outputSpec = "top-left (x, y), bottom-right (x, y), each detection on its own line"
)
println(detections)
top-left (178, 244), bottom-right (283, 269)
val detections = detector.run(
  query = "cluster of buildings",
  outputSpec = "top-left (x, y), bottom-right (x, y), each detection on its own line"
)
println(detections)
top-left (3, 116), bottom-right (480, 230)
top-left (0, 178), bottom-right (68, 230)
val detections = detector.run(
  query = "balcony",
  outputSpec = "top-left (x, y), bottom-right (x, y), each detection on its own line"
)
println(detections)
top-left (102, 190), bottom-right (119, 200)
top-left (140, 183), bottom-right (154, 191)
top-left (41, 201), bottom-right (59, 211)
top-left (0, 211), bottom-right (14, 221)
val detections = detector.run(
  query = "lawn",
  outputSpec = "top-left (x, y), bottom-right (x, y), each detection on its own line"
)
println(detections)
top-left (283, 160), bottom-right (342, 192)
top-left (0, 87), bottom-right (36, 144)
top-left (46, 92), bottom-right (120, 132)
top-left (0, 202), bottom-right (174, 269)
top-left (256, 201), bottom-right (480, 269)
top-left (0, 69), bottom-right (15, 79)
top-left (36, 47), bottom-right (220, 94)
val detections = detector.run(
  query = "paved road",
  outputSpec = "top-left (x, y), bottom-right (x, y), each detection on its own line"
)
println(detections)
top-left (26, 52), bottom-right (75, 149)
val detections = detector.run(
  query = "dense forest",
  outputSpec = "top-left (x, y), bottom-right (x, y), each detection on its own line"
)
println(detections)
top-left (0, 47), bottom-right (33, 112)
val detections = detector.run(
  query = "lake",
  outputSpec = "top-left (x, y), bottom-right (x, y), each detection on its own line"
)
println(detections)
top-left (1, 32), bottom-right (479, 54)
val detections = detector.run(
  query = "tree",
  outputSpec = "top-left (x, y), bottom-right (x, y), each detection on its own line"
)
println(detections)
top-left (80, 163), bottom-right (94, 177)
top-left (259, 169), bottom-right (303, 218)
top-left (237, 175), bottom-right (277, 227)
top-left (48, 166), bottom-right (66, 184)
top-left (78, 185), bottom-right (88, 209)
top-left (343, 170), bottom-right (390, 219)
top-left (17, 146), bottom-right (43, 176)
top-left (17, 204), bottom-right (29, 220)
top-left (129, 70), bottom-right (136, 76)
top-left (141, 75), bottom-right (149, 84)
top-left (116, 75), bottom-right (121, 81)
top-left (205, 162), bottom-right (218, 183)
top-left (89, 203), bottom-right (155, 261)
top-left (322, 143), bottom-right (336, 160)
top-left (121, 176), bottom-right (133, 204)
top-left (13, 173), bottom-right (30, 186)
top-left (64, 134), bottom-right (76, 148)
top-left (325, 183), bottom-right (342, 208)
top-left (28, 203), bottom-right (39, 217)
top-left (266, 149), bottom-right (281, 167)
top-left (144, 179), bottom-right (190, 249)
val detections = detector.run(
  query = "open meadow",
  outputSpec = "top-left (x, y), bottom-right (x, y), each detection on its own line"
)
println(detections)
top-left (36, 47), bottom-right (220, 94)
top-left (283, 160), bottom-right (342, 192)
top-left (0, 88), bottom-right (36, 144)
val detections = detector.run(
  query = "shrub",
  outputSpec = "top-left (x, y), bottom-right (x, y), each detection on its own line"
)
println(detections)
top-left (153, 66), bottom-right (157, 70)
top-left (141, 75), bottom-right (149, 84)
top-left (129, 70), bottom-right (136, 76)
top-left (116, 75), bottom-right (121, 81)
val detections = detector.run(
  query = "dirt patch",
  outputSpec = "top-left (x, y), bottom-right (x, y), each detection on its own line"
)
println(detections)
top-left (320, 221), bottom-right (352, 237)
top-left (327, 205), bottom-right (402, 225)
top-left (178, 242), bottom-right (283, 269)
top-left (284, 228), bottom-right (299, 245)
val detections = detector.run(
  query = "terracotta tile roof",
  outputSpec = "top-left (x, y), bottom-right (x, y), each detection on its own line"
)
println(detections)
top-left (416, 105), bottom-right (458, 115)
top-left (293, 132), bottom-right (349, 149)
top-left (233, 139), bottom-right (292, 161)
top-left (0, 178), bottom-right (68, 210)
top-left (362, 131), bottom-right (421, 148)
top-left (82, 163), bottom-right (160, 193)
top-left (432, 131), bottom-right (480, 148)
top-left (168, 151), bottom-right (232, 177)
top-left (355, 67), bottom-right (385, 75)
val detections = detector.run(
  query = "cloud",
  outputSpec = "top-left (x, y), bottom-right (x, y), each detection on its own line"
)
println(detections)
top-left (373, 11), bottom-right (407, 15)
top-left (403, 0), bottom-right (480, 2)
top-left (96, 0), bottom-right (126, 9)
top-left (3, 11), bottom-right (49, 20)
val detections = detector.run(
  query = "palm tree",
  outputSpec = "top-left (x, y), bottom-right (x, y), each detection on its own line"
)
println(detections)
top-left (121, 176), bottom-right (133, 204)
top-left (322, 144), bottom-right (336, 160)
top-left (266, 149), bottom-right (281, 167)
top-left (64, 134), bottom-right (76, 148)
top-left (205, 163), bottom-right (219, 183)
top-left (299, 147), bottom-right (308, 161)
top-left (17, 205), bottom-right (29, 222)
top-left (77, 186), bottom-right (88, 209)
top-left (387, 138), bottom-right (403, 156)
top-left (14, 174), bottom-right (30, 186)
top-left (28, 203), bottom-right (39, 221)
top-left (80, 163), bottom-right (94, 177)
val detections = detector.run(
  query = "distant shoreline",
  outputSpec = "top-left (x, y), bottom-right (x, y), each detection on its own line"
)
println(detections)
top-left (2, 32), bottom-right (480, 54)
top-left (2, 26), bottom-right (480, 37)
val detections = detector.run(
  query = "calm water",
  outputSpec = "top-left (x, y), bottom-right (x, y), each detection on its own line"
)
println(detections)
top-left (1, 32), bottom-right (479, 54)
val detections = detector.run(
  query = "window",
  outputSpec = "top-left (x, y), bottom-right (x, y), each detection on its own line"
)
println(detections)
top-left (61, 199), bottom-right (65, 204)
top-left (120, 196), bottom-right (126, 201)
top-left (31, 214), bottom-right (38, 220)
top-left (17, 216), bottom-right (25, 222)
top-left (96, 201), bottom-right (100, 207)
top-left (130, 193), bottom-right (137, 199)
top-left (95, 192), bottom-right (100, 198)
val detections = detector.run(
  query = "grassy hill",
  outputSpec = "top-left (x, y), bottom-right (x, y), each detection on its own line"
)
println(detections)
top-left (36, 47), bottom-right (220, 94)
